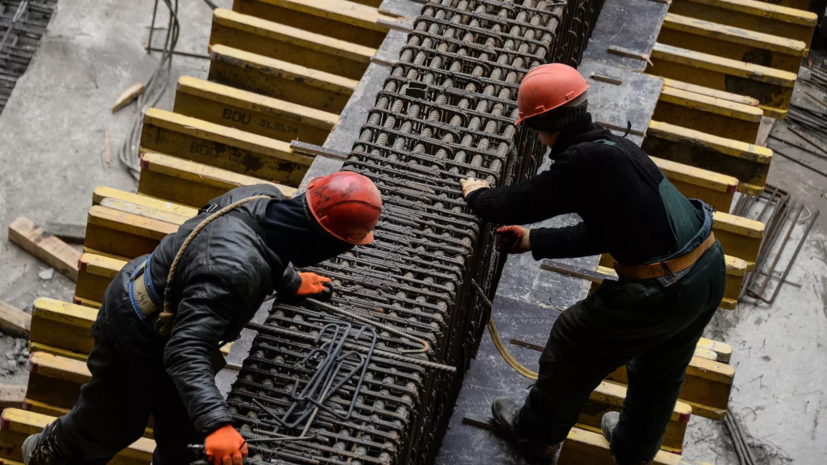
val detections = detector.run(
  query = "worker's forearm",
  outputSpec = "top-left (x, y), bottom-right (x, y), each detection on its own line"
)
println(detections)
top-left (529, 224), bottom-right (606, 260)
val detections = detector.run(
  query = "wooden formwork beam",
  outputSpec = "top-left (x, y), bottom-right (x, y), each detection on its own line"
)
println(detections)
top-left (659, 13), bottom-right (807, 74)
top-left (232, 0), bottom-right (397, 48)
top-left (651, 156), bottom-right (739, 213)
top-left (210, 9), bottom-right (375, 80)
top-left (647, 43), bottom-right (797, 118)
top-left (208, 44), bottom-right (357, 114)
top-left (174, 77), bottom-right (337, 146)
top-left (669, 0), bottom-right (818, 52)
top-left (140, 108), bottom-right (313, 187)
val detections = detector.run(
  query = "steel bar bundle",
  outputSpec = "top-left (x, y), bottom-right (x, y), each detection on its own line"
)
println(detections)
top-left (227, 1), bottom-right (603, 464)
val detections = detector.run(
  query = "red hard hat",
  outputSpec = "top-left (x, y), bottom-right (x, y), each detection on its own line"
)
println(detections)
top-left (515, 64), bottom-right (589, 125)
top-left (306, 172), bottom-right (383, 245)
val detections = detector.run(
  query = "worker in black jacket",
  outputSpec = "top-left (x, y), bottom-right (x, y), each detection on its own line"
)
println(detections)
top-left (460, 64), bottom-right (727, 465)
top-left (22, 172), bottom-right (383, 465)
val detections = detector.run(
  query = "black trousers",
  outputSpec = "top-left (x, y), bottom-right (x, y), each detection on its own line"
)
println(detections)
top-left (515, 243), bottom-right (727, 464)
top-left (52, 259), bottom-right (202, 464)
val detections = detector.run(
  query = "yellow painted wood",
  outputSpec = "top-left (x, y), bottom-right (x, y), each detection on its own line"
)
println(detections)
top-left (76, 252), bottom-right (127, 303)
top-left (659, 13), bottom-right (806, 74)
top-left (608, 355), bottom-right (734, 420)
top-left (669, 0), bottom-right (817, 51)
top-left (578, 382), bottom-right (690, 453)
top-left (28, 342), bottom-right (88, 362)
top-left (26, 353), bottom-right (89, 410)
top-left (697, 338), bottom-right (733, 363)
top-left (651, 156), bottom-right (738, 212)
top-left (662, 78), bottom-right (760, 106)
top-left (85, 205), bottom-right (174, 259)
top-left (31, 298), bottom-right (97, 356)
top-left (72, 296), bottom-right (101, 309)
top-left (344, 0), bottom-right (382, 7)
top-left (208, 44), bottom-right (356, 114)
top-left (654, 86), bottom-right (762, 143)
top-left (713, 212), bottom-right (764, 269)
top-left (210, 9), bottom-right (374, 80)
top-left (232, 0), bottom-right (393, 48)
top-left (0, 409), bottom-right (153, 464)
top-left (141, 108), bottom-right (311, 186)
top-left (23, 398), bottom-right (70, 419)
top-left (174, 76), bottom-right (335, 146)
top-left (645, 121), bottom-right (772, 189)
top-left (99, 198), bottom-right (189, 226)
top-left (648, 43), bottom-right (797, 115)
top-left (560, 426), bottom-right (683, 465)
top-left (93, 187), bottom-right (198, 218)
top-left (139, 152), bottom-right (296, 208)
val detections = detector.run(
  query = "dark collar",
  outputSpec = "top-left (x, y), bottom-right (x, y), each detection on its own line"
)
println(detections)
top-left (549, 113), bottom-right (613, 159)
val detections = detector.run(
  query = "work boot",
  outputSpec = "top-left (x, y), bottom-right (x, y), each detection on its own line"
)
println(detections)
top-left (22, 422), bottom-right (66, 465)
top-left (491, 397), bottom-right (562, 464)
top-left (601, 412), bottom-right (654, 465)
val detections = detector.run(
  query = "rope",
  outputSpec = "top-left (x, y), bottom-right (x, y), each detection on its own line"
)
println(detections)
top-left (470, 280), bottom-right (538, 380)
top-left (159, 195), bottom-right (272, 333)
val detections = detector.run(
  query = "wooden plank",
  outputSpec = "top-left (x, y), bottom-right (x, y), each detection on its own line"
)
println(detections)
top-left (8, 217), bottom-right (80, 281)
top-left (659, 13), bottom-right (806, 74)
top-left (139, 152), bottom-right (296, 208)
top-left (30, 298), bottom-right (97, 356)
top-left (26, 353), bottom-right (89, 410)
top-left (712, 211), bottom-right (764, 269)
top-left (174, 76), bottom-right (335, 145)
top-left (651, 156), bottom-right (738, 212)
top-left (76, 253), bottom-right (127, 303)
top-left (669, 0), bottom-right (817, 51)
top-left (0, 409), bottom-right (153, 464)
top-left (71, 296), bottom-right (101, 309)
top-left (232, 0), bottom-right (394, 48)
top-left (84, 206), bottom-right (174, 260)
top-left (210, 9), bottom-right (374, 80)
top-left (654, 86), bottom-right (763, 143)
top-left (0, 302), bottom-right (30, 339)
top-left (92, 187), bottom-right (198, 217)
top-left (208, 44), bottom-right (357, 114)
top-left (662, 77), bottom-right (760, 106)
top-left (647, 43), bottom-right (797, 117)
top-left (140, 108), bottom-right (312, 187)
top-left (644, 120), bottom-right (772, 190)
top-left (111, 83), bottom-right (145, 113)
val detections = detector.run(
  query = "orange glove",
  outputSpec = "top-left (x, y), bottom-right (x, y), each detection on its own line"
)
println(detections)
top-left (296, 272), bottom-right (334, 301)
top-left (497, 226), bottom-right (531, 254)
top-left (205, 425), bottom-right (248, 465)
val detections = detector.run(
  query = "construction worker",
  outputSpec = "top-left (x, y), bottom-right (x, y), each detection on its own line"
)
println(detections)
top-left (22, 172), bottom-right (383, 465)
top-left (460, 64), bottom-right (727, 465)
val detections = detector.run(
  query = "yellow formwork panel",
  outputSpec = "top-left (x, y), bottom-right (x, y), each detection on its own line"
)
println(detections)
top-left (31, 298), bottom-right (96, 356)
top-left (26, 353), bottom-right (89, 410)
top-left (662, 77), bottom-right (760, 106)
top-left (0, 409), bottom-right (153, 465)
top-left (647, 43), bottom-right (797, 116)
top-left (76, 252), bottom-right (128, 303)
top-left (208, 44), bottom-right (357, 114)
top-left (608, 355), bottom-right (734, 420)
top-left (72, 296), bottom-right (101, 309)
top-left (654, 86), bottom-right (763, 143)
top-left (644, 120), bottom-right (773, 189)
top-left (578, 382), bottom-right (691, 454)
top-left (651, 156), bottom-right (738, 212)
top-left (712, 212), bottom-right (764, 269)
top-left (669, 0), bottom-right (817, 51)
top-left (232, 0), bottom-right (393, 49)
top-left (139, 152), bottom-right (296, 208)
top-left (84, 206), bottom-right (175, 260)
top-left (560, 427), bottom-right (683, 465)
top-left (140, 108), bottom-right (312, 187)
top-left (659, 13), bottom-right (806, 74)
top-left (210, 9), bottom-right (374, 80)
top-left (93, 187), bottom-right (198, 218)
top-left (174, 76), bottom-right (336, 146)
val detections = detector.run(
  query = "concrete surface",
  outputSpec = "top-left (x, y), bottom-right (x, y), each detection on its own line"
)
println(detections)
top-left (0, 1), bottom-right (824, 464)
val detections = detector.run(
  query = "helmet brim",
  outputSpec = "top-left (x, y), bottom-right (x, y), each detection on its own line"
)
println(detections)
top-left (352, 231), bottom-right (374, 245)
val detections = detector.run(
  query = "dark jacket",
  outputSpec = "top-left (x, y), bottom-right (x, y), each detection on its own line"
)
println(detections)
top-left (101, 185), bottom-right (349, 436)
top-left (467, 113), bottom-right (704, 265)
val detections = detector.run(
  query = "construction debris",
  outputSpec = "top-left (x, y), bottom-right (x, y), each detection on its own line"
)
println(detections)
top-left (0, 301), bottom-right (30, 338)
top-left (110, 82), bottom-right (145, 113)
top-left (8, 216), bottom-right (81, 281)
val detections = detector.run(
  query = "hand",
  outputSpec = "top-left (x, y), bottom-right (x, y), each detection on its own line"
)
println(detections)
top-left (496, 226), bottom-right (531, 254)
top-left (296, 272), bottom-right (334, 301)
top-left (205, 424), bottom-right (248, 465)
top-left (460, 178), bottom-right (491, 199)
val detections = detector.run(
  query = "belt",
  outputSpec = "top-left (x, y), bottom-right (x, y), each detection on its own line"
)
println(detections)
top-left (128, 255), bottom-right (163, 323)
top-left (614, 232), bottom-right (716, 281)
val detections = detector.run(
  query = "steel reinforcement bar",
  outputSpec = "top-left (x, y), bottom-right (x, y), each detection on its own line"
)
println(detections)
top-left (227, 1), bottom-right (603, 464)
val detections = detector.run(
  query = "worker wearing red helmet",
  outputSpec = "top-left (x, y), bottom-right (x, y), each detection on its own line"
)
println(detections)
top-left (461, 64), bottom-right (726, 464)
top-left (22, 172), bottom-right (383, 465)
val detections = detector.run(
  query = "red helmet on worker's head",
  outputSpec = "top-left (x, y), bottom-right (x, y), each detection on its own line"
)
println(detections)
top-left (306, 172), bottom-right (382, 245)
top-left (515, 63), bottom-right (589, 125)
